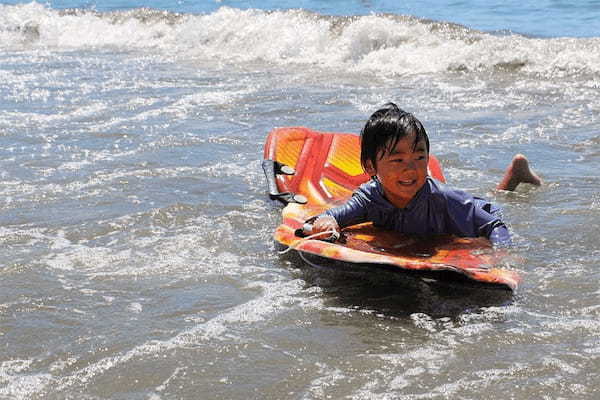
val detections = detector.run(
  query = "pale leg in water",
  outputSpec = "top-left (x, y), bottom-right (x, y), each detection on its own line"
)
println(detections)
top-left (497, 154), bottom-right (542, 191)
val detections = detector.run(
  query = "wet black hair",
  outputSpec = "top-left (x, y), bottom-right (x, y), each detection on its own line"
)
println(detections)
top-left (360, 102), bottom-right (430, 171)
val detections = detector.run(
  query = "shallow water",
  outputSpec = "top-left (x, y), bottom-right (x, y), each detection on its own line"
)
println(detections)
top-left (1, 1), bottom-right (600, 399)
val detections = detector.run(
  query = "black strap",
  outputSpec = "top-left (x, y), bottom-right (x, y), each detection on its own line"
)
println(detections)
top-left (261, 159), bottom-right (307, 204)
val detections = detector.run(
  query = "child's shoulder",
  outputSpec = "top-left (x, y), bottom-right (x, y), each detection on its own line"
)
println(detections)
top-left (354, 178), bottom-right (387, 204)
top-left (356, 178), bottom-right (380, 194)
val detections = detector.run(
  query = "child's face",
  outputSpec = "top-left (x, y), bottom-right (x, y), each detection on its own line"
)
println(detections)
top-left (364, 132), bottom-right (429, 208)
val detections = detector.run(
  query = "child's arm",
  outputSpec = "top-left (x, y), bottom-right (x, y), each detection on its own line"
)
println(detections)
top-left (444, 191), bottom-right (512, 247)
top-left (472, 200), bottom-right (512, 246)
top-left (308, 188), bottom-right (371, 237)
top-left (488, 224), bottom-right (512, 247)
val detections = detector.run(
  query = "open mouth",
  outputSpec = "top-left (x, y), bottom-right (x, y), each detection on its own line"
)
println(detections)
top-left (398, 179), bottom-right (417, 186)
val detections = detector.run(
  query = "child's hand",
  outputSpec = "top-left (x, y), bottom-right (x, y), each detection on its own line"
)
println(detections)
top-left (310, 215), bottom-right (340, 238)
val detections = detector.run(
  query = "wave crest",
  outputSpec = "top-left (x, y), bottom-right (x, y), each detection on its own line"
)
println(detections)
top-left (1, 2), bottom-right (599, 77)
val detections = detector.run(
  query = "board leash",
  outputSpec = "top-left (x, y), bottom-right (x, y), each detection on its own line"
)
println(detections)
top-left (278, 230), bottom-right (340, 255)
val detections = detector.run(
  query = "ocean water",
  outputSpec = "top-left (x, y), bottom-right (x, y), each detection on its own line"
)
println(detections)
top-left (1, 0), bottom-right (599, 399)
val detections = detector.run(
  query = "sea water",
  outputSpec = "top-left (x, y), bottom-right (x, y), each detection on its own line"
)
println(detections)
top-left (1, 1), bottom-right (599, 399)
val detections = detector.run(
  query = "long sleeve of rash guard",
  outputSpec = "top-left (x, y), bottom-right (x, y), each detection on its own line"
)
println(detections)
top-left (319, 178), bottom-right (512, 246)
top-left (324, 192), bottom-right (370, 228)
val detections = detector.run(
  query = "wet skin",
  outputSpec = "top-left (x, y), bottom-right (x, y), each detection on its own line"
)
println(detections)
top-left (312, 131), bottom-right (429, 235)
top-left (364, 132), bottom-right (429, 209)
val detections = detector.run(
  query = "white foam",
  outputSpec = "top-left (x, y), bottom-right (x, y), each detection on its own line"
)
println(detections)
top-left (2, 3), bottom-right (599, 77)
top-left (0, 269), bottom-right (310, 397)
top-left (113, 87), bottom-right (257, 124)
top-left (34, 278), bottom-right (312, 395)
top-left (0, 360), bottom-right (52, 400)
top-left (127, 302), bottom-right (143, 313)
top-left (305, 363), bottom-right (347, 399)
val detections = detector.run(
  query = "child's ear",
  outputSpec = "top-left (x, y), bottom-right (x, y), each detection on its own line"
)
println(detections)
top-left (363, 160), bottom-right (376, 176)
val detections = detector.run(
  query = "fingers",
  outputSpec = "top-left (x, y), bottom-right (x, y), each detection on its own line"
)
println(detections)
top-left (311, 215), bottom-right (339, 234)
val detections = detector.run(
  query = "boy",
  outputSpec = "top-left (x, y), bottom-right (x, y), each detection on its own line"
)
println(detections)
top-left (310, 103), bottom-right (541, 246)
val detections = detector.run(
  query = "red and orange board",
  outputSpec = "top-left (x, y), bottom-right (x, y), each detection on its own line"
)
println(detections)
top-left (263, 127), bottom-right (521, 290)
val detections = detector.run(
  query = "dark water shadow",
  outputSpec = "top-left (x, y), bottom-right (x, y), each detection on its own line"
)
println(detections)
top-left (279, 250), bottom-right (515, 320)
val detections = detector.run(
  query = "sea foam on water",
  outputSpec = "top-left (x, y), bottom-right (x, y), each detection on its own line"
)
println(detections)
top-left (2, 3), bottom-right (599, 77)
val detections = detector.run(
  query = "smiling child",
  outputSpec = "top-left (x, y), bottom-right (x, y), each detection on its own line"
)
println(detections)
top-left (309, 102), bottom-right (541, 246)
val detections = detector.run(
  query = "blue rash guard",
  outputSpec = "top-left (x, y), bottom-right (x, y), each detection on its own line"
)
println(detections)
top-left (323, 177), bottom-right (511, 246)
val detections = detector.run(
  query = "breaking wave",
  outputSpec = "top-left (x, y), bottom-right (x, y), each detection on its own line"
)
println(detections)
top-left (2, 2), bottom-right (599, 77)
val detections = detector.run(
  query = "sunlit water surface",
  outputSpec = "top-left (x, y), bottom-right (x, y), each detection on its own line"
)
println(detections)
top-left (1, 1), bottom-right (599, 399)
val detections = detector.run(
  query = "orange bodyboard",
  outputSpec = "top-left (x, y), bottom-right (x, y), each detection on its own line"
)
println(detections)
top-left (263, 127), bottom-right (521, 290)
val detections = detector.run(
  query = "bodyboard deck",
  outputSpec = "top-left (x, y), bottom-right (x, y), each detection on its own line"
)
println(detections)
top-left (263, 127), bottom-right (521, 291)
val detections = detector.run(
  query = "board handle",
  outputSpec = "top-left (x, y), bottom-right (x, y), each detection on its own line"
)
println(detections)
top-left (294, 216), bottom-right (343, 243)
top-left (261, 159), bottom-right (307, 204)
